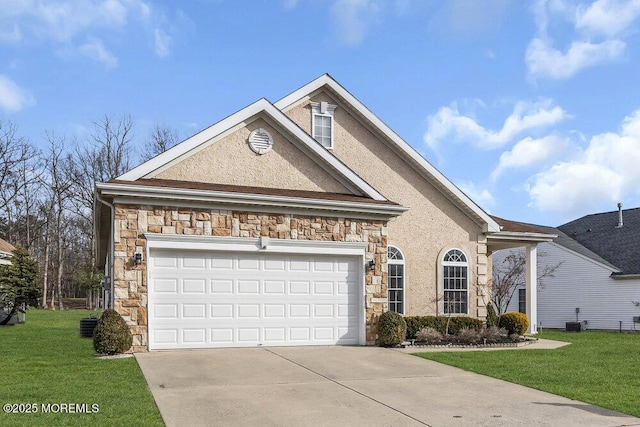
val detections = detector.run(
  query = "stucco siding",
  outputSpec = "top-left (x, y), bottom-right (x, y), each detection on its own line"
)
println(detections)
top-left (286, 92), bottom-right (487, 317)
top-left (497, 243), bottom-right (640, 330)
top-left (155, 118), bottom-right (350, 194)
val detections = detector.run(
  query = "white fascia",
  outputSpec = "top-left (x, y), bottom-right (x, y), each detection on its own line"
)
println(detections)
top-left (116, 98), bottom-right (386, 202)
top-left (96, 181), bottom-right (407, 219)
top-left (486, 231), bottom-right (556, 244)
top-left (145, 233), bottom-right (368, 256)
top-left (275, 74), bottom-right (500, 232)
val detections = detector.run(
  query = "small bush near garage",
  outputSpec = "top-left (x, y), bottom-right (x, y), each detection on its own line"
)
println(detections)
top-left (93, 309), bottom-right (133, 355)
top-left (498, 312), bottom-right (529, 335)
top-left (405, 316), bottom-right (483, 339)
top-left (377, 311), bottom-right (407, 347)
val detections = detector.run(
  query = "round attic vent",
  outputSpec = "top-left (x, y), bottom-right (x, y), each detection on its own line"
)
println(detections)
top-left (248, 128), bottom-right (273, 155)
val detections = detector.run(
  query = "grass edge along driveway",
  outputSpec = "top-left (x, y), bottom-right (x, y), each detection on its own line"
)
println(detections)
top-left (416, 329), bottom-right (640, 418)
top-left (0, 309), bottom-right (163, 427)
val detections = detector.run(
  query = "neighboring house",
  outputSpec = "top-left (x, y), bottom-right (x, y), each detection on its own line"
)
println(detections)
top-left (95, 75), bottom-right (552, 352)
top-left (0, 238), bottom-right (15, 265)
top-left (497, 205), bottom-right (640, 331)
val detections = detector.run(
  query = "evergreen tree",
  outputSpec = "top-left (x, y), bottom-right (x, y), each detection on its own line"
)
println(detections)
top-left (0, 247), bottom-right (40, 325)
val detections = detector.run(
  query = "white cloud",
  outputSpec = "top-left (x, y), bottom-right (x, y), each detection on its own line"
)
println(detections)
top-left (78, 38), bottom-right (118, 67)
top-left (424, 99), bottom-right (567, 150)
top-left (526, 0), bottom-right (637, 80)
top-left (575, 0), bottom-right (640, 38)
top-left (330, 0), bottom-right (381, 46)
top-left (457, 181), bottom-right (495, 211)
top-left (154, 28), bottom-right (172, 57)
top-left (527, 109), bottom-right (640, 217)
top-left (0, 0), bottom-right (173, 59)
top-left (0, 75), bottom-right (36, 112)
top-left (491, 135), bottom-right (568, 181)
top-left (526, 37), bottom-right (625, 80)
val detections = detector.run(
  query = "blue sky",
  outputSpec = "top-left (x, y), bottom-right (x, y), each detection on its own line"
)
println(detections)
top-left (2, 0), bottom-right (640, 227)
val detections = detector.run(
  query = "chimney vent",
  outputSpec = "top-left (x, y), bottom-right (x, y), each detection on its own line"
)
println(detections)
top-left (616, 202), bottom-right (623, 228)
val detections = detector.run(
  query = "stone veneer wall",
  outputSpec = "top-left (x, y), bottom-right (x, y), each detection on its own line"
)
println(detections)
top-left (112, 204), bottom-right (389, 352)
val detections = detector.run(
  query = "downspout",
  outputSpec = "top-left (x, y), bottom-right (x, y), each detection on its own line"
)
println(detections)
top-left (95, 189), bottom-right (115, 309)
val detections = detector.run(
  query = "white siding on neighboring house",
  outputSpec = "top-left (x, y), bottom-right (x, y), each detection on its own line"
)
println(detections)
top-left (495, 242), bottom-right (640, 331)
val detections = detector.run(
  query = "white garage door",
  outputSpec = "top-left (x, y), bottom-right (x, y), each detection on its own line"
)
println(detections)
top-left (148, 249), bottom-right (361, 350)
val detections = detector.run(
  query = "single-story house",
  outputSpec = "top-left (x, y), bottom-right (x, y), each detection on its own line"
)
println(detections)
top-left (95, 74), bottom-right (553, 352)
top-left (496, 205), bottom-right (640, 330)
top-left (0, 238), bottom-right (15, 265)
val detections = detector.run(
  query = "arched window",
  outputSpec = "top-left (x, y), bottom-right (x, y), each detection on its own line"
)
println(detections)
top-left (387, 245), bottom-right (405, 314)
top-left (442, 249), bottom-right (468, 315)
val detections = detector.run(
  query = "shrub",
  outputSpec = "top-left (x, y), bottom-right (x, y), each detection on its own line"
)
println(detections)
top-left (456, 327), bottom-right (481, 345)
top-left (479, 326), bottom-right (507, 343)
top-left (376, 311), bottom-right (407, 347)
top-left (485, 302), bottom-right (498, 328)
top-left (405, 316), bottom-right (439, 339)
top-left (415, 327), bottom-right (443, 344)
top-left (93, 309), bottom-right (133, 355)
top-left (404, 316), bottom-right (483, 338)
top-left (447, 317), bottom-right (483, 335)
top-left (498, 311), bottom-right (529, 335)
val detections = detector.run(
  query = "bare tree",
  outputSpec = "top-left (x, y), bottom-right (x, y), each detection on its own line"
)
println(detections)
top-left (0, 120), bottom-right (35, 241)
top-left (141, 123), bottom-right (179, 162)
top-left (490, 250), bottom-right (563, 315)
top-left (67, 114), bottom-right (135, 224)
top-left (43, 133), bottom-right (72, 310)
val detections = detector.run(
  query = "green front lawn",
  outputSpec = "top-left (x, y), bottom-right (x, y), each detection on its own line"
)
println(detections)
top-left (0, 309), bottom-right (163, 426)
top-left (417, 330), bottom-right (640, 417)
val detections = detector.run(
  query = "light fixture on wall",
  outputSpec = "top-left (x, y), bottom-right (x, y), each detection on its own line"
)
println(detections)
top-left (134, 252), bottom-right (143, 265)
top-left (367, 260), bottom-right (375, 271)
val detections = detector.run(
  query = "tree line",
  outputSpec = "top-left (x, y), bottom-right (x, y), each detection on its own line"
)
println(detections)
top-left (0, 115), bottom-right (178, 310)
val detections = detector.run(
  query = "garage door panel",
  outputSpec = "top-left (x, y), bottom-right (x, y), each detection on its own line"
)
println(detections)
top-left (238, 328), bottom-right (260, 342)
top-left (154, 279), bottom-right (178, 293)
top-left (211, 304), bottom-right (233, 318)
top-left (149, 250), bottom-right (361, 349)
top-left (182, 254), bottom-right (206, 269)
top-left (211, 279), bottom-right (233, 294)
top-left (182, 328), bottom-right (206, 344)
top-left (182, 304), bottom-right (206, 318)
top-left (182, 279), bottom-right (206, 293)
top-left (264, 280), bottom-right (285, 294)
top-left (211, 328), bottom-right (233, 344)
top-left (238, 257), bottom-right (260, 270)
top-left (289, 281), bottom-right (310, 294)
top-left (264, 304), bottom-right (285, 318)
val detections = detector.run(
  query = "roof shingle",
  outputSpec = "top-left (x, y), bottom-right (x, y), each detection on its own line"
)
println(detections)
top-left (558, 207), bottom-right (640, 275)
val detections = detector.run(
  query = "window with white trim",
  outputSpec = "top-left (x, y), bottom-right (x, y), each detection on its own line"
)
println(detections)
top-left (387, 245), bottom-right (404, 314)
top-left (442, 249), bottom-right (468, 315)
top-left (311, 101), bottom-right (336, 149)
top-left (518, 288), bottom-right (526, 314)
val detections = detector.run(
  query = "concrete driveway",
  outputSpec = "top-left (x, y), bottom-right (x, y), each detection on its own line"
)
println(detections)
top-left (136, 346), bottom-right (639, 427)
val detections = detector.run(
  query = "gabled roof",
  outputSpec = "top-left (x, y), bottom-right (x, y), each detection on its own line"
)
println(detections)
top-left (0, 238), bottom-right (14, 254)
top-left (558, 207), bottom-right (640, 275)
top-left (275, 74), bottom-right (500, 233)
top-left (489, 217), bottom-right (616, 270)
top-left (117, 98), bottom-right (386, 202)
